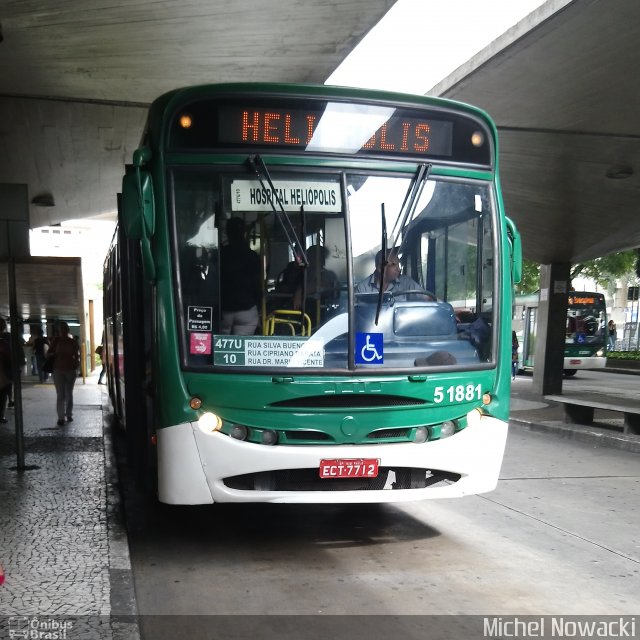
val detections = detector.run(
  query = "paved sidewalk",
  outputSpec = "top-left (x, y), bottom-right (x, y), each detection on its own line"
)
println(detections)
top-left (0, 374), bottom-right (138, 639)
top-left (510, 372), bottom-right (640, 454)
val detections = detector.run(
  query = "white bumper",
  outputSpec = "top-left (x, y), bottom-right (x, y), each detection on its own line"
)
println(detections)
top-left (564, 356), bottom-right (606, 370)
top-left (157, 415), bottom-right (508, 504)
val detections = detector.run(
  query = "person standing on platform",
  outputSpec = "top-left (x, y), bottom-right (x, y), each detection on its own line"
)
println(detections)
top-left (47, 321), bottom-right (80, 426)
top-left (96, 343), bottom-right (106, 384)
top-left (608, 319), bottom-right (617, 351)
top-left (34, 328), bottom-right (50, 383)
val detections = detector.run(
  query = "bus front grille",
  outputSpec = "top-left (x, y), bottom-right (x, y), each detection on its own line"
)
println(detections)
top-left (367, 428), bottom-right (410, 439)
top-left (223, 468), bottom-right (460, 492)
top-left (270, 395), bottom-right (425, 409)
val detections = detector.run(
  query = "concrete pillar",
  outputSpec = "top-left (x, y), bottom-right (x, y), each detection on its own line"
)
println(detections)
top-left (0, 184), bottom-right (30, 257)
top-left (532, 262), bottom-right (570, 395)
top-left (0, 183), bottom-right (29, 470)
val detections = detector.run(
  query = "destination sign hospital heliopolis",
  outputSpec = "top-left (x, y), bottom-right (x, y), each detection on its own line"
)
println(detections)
top-left (231, 179), bottom-right (342, 213)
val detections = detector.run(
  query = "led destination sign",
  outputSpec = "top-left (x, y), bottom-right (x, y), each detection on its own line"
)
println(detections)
top-left (169, 96), bottom-right (491, 165)
top-left (568, 296), bottom-right (602, 305)
top-left (218, 106), bottom-right (453, 157)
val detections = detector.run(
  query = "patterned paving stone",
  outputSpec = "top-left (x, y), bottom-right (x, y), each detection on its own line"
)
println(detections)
top-left (0, 379), bottom-right (139, 638)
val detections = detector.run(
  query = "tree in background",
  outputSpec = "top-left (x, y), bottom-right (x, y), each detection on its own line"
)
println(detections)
top-left (516, 250), bottom-right (638, 296)
top-left (571, 249), bottom-right (637, 294)
top-left (514, 259), bottom-right (541, 295)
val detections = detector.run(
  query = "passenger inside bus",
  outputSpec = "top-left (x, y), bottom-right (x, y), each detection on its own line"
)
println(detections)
top-left (219, 217), bottom-right (261, 335)
top-left (271, 244), bottom-right (340, 328)
top-left (293, 245), bottom-right (340, 309)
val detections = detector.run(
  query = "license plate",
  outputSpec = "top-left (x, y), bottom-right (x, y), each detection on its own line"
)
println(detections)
top-left (319, 458), bottom-right (379, 479)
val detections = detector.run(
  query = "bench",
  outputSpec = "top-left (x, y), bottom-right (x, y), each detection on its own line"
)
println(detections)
top-left (545, 395), bottom-right (640, 435)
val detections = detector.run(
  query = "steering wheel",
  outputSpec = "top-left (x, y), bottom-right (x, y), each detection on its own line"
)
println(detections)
top-left (393, 289), bottom-right (437, 301)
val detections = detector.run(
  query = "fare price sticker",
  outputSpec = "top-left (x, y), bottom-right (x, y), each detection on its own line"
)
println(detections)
top-left (188, 306), bottom-right (213, 331)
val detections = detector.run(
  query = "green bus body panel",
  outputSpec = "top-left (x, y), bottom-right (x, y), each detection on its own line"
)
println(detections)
top-left (564, 345), bottom-right (601, 357)
top-left (180, 370), bottom-right (503, 441)
top-left (128, 83), bottom-right (513, 439)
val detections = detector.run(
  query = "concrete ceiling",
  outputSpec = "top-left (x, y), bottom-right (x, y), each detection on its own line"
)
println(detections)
top-left (431, 0), bottom-right (640, 265)
top-left (0, 0), bottom-right (396, 228)
top-left (1, 0), bottom-right (638, 267)
top-left (0, 257), bottom-right (83, 324)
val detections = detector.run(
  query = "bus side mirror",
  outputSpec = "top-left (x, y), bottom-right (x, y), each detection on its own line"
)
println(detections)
top-left (121, 147), bottom-right (156, 281)
top-left (121, 147), bottom-right (155, 240)
top-left (506, 217), bottom-right (522, 284)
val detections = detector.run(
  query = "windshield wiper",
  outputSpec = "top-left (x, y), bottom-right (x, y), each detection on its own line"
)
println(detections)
top-left (373, 164), bottom-right (431, 325)
top-left (299, 205), bottom-right (308, 329)
top-left (389, 162), bottom-right (431, 252)
top-left (247, 155), bottom-right (308, 266)
top-left (375, 202), bottom-right (387, 326)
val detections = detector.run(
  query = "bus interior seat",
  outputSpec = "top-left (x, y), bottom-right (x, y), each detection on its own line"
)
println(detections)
top-left (265, 309), bottom-right (312, 336)
top-left (393, 302), bottom-right (458, 337)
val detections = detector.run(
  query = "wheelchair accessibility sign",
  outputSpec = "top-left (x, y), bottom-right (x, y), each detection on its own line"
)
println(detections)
top-left (356, 332), bottom-right (383, 364)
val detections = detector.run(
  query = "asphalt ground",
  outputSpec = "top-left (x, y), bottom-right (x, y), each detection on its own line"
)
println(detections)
top-left (0, 367), bottom-right (638, 638)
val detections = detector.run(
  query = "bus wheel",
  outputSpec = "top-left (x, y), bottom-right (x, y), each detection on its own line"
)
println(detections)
top-left (563, 369), bottom-right (577, 377)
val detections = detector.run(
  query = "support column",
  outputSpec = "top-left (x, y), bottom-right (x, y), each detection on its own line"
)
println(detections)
top-left (1, 183), bottom-right (30, 470)
top-left (532, 262), bottom-right (570, 395)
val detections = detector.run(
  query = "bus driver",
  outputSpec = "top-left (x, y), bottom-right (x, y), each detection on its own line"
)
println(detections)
top-left (355, 248), bottom-right (430, 297)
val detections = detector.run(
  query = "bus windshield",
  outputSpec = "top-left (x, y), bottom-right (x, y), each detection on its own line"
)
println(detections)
top-left (172, 167), bottom-right (495, 372)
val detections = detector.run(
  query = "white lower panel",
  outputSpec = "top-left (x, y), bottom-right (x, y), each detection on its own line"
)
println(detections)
top-left (156, 416), bottom-right (508, 504)
top-left (563, 356), bottom-right (606, 370)
top-left (157, 424), bottom-right (214, 504)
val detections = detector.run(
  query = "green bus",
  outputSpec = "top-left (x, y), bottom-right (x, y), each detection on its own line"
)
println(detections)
top-left (104, 83), bottom-right (521, 504)
top-left (513, 291), bottom-right (607, 377)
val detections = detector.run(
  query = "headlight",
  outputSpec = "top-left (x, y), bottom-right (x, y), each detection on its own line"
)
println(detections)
top-left (466, 408), bottom-right (483, 428)
top-left (198, 412), bottom-right (222, 433)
